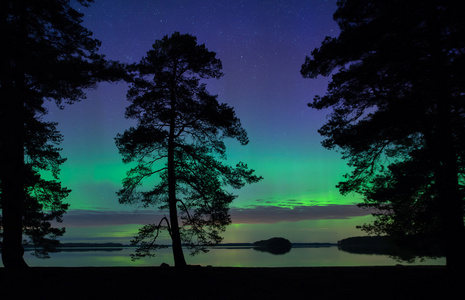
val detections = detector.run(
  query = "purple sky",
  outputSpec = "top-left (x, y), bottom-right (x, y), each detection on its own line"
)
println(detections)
top-left (41, 0), bottom-right (373, 245)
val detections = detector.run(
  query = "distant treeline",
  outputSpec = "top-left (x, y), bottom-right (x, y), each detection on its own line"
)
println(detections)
top-left (58, 243), bottom-right (125, 248)
top-left (55, 243), bottom-right (126, 252)
top-left (13, 243), bottom-right (127, 253)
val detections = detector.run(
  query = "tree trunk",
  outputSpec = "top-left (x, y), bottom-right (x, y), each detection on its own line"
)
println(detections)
top-left (167, 146), bottom-right (187, 268)
top-left (435, 100), bottom-right (465, 277)
top-left (167, 88), bottom-right (187, 268)
top-left (0, 88), bottom-right (28, 269)
top-left (425, 7), bottom-right (465, 276)
top-left (1, 0), bottom-right (28, 268)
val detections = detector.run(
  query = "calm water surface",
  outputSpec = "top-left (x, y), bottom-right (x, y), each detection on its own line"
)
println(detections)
top-left (21, 246), bottom-right (446, 267)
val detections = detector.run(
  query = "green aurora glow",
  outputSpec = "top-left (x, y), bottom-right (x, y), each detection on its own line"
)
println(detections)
top-left (37, 0), bottom-right (373, 245)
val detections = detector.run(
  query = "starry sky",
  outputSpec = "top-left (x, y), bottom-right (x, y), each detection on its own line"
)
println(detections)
top-left (43, 0), bottom-right (373, 244)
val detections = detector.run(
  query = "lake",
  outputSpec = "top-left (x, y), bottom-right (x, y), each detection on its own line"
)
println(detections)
top-left (21, 246), bottom-right (446, 267)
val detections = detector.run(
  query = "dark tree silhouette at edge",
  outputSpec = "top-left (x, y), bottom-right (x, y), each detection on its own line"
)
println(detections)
top-left (301, 0), bottom-right (465, 275)
top-left (0, 112), bottom-right (72, 259)
top-left (116, 32), bottom-right (262, 267)
top-left (0, 0), bottom-right (125, 268)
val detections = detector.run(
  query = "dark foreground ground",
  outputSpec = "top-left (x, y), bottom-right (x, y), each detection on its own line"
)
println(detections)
top-left (0, 266), bottom-right (459, 299)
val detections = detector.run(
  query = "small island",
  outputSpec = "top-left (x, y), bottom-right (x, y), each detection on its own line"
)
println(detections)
top-left (253, 237), bottom-right (292, 255)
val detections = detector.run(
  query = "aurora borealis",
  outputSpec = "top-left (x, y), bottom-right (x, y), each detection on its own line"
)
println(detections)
top-left (42, 0), bottom-right (373, 245)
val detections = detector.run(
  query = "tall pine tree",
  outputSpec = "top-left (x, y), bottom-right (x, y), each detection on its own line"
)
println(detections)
top-left (116, 32), bottom-right (262, 267)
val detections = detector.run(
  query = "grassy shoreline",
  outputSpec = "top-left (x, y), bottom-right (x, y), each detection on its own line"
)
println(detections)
top-left (0, 265), bottom-right (454, 299)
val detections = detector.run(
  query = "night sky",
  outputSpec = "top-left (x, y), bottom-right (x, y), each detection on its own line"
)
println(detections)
top-left (43, 0), bottom-right (372, 244)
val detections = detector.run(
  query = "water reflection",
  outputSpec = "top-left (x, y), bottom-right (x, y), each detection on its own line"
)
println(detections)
top-left (21, 246), bottom-right (446, 268)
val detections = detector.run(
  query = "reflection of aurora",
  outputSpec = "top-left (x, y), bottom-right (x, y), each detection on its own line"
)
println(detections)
top-left (23, 247), bottom-right (446, 268)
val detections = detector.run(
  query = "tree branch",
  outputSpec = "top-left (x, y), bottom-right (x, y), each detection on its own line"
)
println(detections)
top-left (149, 216), bottom-right (171, 248)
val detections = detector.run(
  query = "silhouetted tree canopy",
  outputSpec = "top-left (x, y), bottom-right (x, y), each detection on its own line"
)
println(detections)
top-left (0, 0), bottom-right (125, 268)
top-left (301, 0), bottom-right (465, 272)
top-left (116, 32), bottom-right (262, 267)
top-left (1, 114), bottom-right (71, 259)
top-left (21, 116), bottom-right (71, 258)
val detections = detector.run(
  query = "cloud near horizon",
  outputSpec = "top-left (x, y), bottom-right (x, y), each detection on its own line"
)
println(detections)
top-left (60, 204), bottom-right (371, 227)
top-left (230, 204), bottom-right (371, 224)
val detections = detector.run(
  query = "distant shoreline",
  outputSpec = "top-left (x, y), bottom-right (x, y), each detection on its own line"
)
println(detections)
top-left (18, 242), bottom-right (339, 253)
top-left (30, 242), bottom-right (338, 249)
